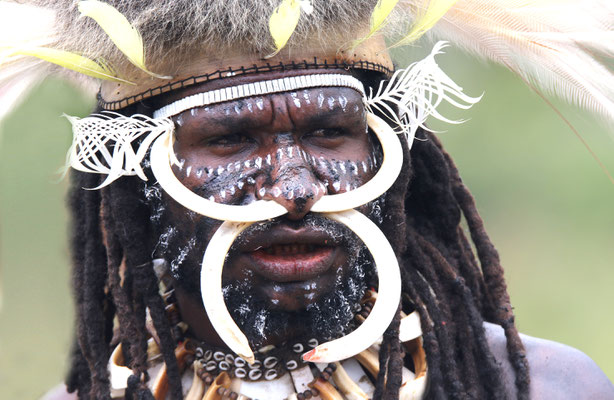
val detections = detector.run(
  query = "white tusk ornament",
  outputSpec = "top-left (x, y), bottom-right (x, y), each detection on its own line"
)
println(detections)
top-left (200, 209), bottom-right (401, 365)
top-left (150, 113), bottom-right (402, 222)
top-left (302, 210), bottom-right (401, 363)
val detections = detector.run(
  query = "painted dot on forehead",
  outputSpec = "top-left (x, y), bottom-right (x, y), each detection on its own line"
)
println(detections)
top-left (317, 93), bottom-right (325, 108)
top-left (291, 92), bottom-right (301, 108)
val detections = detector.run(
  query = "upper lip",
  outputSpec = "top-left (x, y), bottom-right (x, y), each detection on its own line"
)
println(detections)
top-left (234, 223), bottom-right (341, 252)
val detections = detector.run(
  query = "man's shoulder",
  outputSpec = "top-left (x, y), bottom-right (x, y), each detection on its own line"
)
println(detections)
top-left (484, 322), bottom-right (614, 399)
top-left (40, 384), bottom-right (77, 400)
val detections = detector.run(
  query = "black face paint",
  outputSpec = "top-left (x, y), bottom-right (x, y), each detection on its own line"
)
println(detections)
top-left (144, 85), bottom-right (385, 347)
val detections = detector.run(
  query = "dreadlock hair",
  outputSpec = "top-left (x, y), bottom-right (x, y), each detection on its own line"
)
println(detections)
top-left (65, 88), bottom-right (530, 400)
top-left (370, 129), bottom-right (531, 400)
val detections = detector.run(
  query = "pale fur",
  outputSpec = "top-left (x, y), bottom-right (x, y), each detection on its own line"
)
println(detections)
top-left (420, 0), bottom-right (614, 121)
top-left (1, 0), bottom-right (613, 123)
top-left (33, 0), bottom-right (379, 73)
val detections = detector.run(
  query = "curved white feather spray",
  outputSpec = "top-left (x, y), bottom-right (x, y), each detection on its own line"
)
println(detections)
top-left (65, 112), bottom-right (174, 189)
top-left (366, 41), bottom-right (482, 145)
top-left (0, 3), bottom-right (56, 120)
top-left (416, 0), bottom-right (614, 122)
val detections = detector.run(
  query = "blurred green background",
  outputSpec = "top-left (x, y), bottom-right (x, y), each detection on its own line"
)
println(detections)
top-left (1, 47), bottom-right (613, 399)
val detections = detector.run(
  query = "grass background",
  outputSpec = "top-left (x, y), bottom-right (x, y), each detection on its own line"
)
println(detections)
top-left (1, 47), bottom-right (612, 398)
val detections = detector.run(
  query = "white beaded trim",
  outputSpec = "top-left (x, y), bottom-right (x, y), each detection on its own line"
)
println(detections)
top-left (153, 74), bottom-right (366, 119)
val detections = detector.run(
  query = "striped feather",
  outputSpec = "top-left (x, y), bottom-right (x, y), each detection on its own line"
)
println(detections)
top-left (415, 0), bottom-right (614, 122)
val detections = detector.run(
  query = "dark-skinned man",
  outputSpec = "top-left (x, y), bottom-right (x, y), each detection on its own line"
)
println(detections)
top-left (2, 1), bottom-right (613, 399)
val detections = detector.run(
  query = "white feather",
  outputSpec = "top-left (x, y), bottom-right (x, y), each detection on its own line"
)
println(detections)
top-left (366, 41), bottom-right (482, 144)
top-left (416, 0), bottom-right (614, 122)
top-left (0, 3), bottom-right (57, 120)
top-left (65, 112), bottom-right (174, 189)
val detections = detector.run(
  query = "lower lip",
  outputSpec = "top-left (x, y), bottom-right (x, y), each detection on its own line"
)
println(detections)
top-left (246, 246), bottom-right (337, 282)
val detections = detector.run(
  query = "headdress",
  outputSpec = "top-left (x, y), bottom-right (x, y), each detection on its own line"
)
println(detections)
top-left (1, 0), bottom-right (612, 382)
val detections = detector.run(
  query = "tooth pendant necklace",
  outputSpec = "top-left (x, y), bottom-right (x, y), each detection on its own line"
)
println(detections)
top-left (109, 297), bottom-right (427, 400)
top-left (109, 330), bottom-right (427, 400)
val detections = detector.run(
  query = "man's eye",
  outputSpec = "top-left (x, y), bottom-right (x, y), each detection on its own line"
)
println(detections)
top-left (205, 133), bottom-right (251, 147)
top-left (308, 128), bottom-right (345, 138)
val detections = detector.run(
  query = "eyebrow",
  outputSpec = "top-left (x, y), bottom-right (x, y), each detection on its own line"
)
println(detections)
top-left (181, 93), bottom-right (365, 132)
top-left (298, 104), bottom-right (364, 128)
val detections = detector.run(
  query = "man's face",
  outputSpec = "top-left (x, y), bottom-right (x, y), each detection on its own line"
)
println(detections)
top-left (149, 73), bottom-right (382, 346)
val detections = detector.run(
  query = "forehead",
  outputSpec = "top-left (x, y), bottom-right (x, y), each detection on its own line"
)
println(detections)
top-left (173, 86), bottom-right (365, 128)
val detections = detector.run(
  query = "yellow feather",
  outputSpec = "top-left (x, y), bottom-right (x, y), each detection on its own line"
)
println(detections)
top-left (1, 46), bottom-right (132, 83)
top-left (267, 0), bottom-right (302, 58)
top-left (371, 0), bottom-right (401, 36)
top-left (393, 0), bottom-right (458, 47)
top-left (77, 0), bottom-right (170, 79)
top-left (351, 0), bottom-right (400, 49)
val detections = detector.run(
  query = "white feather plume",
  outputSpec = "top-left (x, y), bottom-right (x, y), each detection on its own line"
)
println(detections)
top-left (414, 0), bottom-right (614, 122)
top-left (0, 2), bottom-right (57, 120)
top-left (65, 112), bottom-right (174, 189)
top-left (366, 41), bottom-right (482, 144)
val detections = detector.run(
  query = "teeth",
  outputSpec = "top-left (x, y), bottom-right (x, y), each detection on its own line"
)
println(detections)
top-left (185, 364), bottom-right (205, 400)
top-left (261, 244), bottom-right (317, 255)
top-left (332, 362), bottom-right (369, 400)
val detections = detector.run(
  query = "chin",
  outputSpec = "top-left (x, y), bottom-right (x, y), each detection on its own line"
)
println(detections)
top-left (223, 246), bottom-right (374, 348)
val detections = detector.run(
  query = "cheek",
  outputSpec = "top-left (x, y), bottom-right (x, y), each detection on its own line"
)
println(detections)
top-left (309, 151), bottom-right (380, 194)
top-left (156, 192), bottom-right (222, 265)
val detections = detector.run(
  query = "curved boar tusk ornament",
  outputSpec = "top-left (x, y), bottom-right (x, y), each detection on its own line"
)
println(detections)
top-left (149, 113), bottom-right (402, 222)
top-left (310, 113), bottom-right (403, 213)
top-left (150, 132), bottom-right (288, 223)
top-left (399, 311), bottom-right (422, 342)
top-left (201, 209), bottom-right (401, 366)
top-left (200, 219), bottom-right (257, 363)
top-left (302, 210), bottom-right (401, 363)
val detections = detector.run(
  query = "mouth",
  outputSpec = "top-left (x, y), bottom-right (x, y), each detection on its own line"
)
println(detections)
top-left (248, 242), bottom-right (337, 282)
top-left (226, 219), bottom-right (350, 311)
top-left (235, 222), bottom-right (343, 282)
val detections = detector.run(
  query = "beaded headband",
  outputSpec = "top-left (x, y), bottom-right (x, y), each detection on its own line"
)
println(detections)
top-left (153, 73), bottom-right (366, 119)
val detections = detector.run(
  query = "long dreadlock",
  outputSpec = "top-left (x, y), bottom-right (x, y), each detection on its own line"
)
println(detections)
top-left (65, 84), bottom-right (530, 400)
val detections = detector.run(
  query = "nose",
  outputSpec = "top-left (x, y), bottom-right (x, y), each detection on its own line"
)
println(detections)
top-left (256, 145), bottom-right (326, 220)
